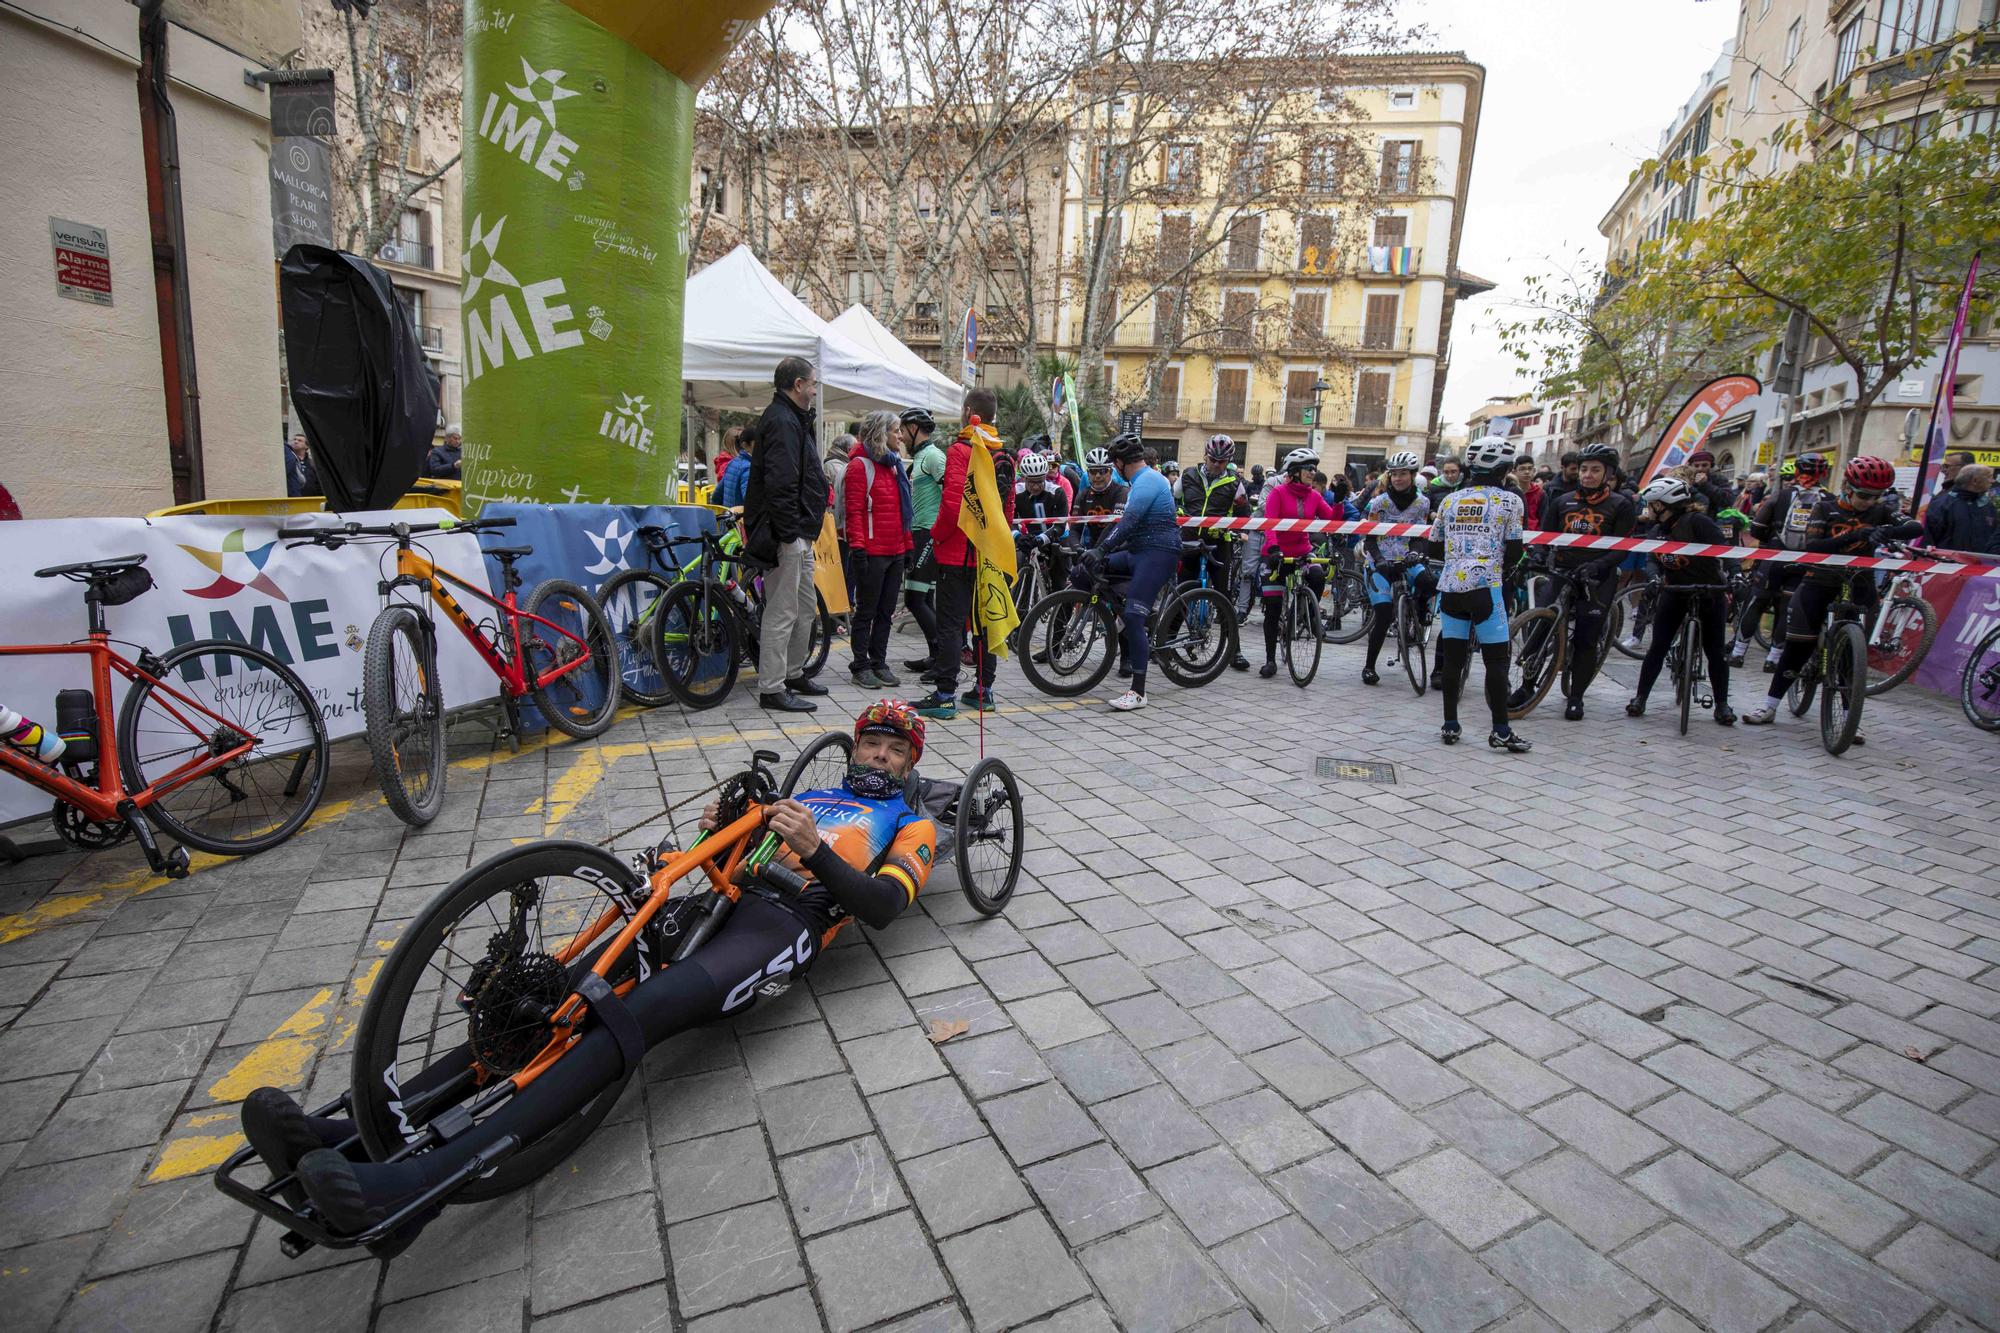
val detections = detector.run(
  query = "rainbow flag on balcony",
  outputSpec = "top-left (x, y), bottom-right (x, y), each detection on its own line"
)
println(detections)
top-left (1368, 245), bottom-right (1415, 275)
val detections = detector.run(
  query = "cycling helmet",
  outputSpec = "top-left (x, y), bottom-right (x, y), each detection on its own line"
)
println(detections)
top-left (1579, 443), bottom-right (1621, 468)
top-left (1385, 450), bottom-right (1421, 472)
top-left (1085, 447), bottom-right (1112, 469)
top-left (1844, 455), bottom-right (1894, 492)
top-left (1779, 458), bottom-right (1797, 479)
top-left (1019, 452), bottom-right (1051, 479)
top-left (855, 698), bottom-right (925, 763)
top-left (1793, 452), bottom-right (1830, 481)
top-left (1639, 476), bottom-right (1694, 509)
top-left (899, 407), bottom-right (935, 432)
top-left (1205, 434), bottom-right (1236, 463)
top-left (1282, 446), bottom-right (1319, 475)
top-left (1463, 436), bottom-right (1518, 475)
top-left (1162, 459), bottom-right (1181, 475)
top-left (1107, 433), bottom-right (1145, 464)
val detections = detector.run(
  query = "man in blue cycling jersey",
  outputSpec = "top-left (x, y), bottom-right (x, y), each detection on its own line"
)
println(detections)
top-left (233, 702), bottom-right (937, 1253)
top-left (1071, 432), bottom-right (1181, 712)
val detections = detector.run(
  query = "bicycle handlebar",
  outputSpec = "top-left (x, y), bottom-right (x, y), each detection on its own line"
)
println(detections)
top-left (281, 516), bottom-right (516, 549)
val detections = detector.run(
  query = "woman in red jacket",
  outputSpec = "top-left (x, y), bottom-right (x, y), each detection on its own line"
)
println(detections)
top-left (843, 409), bottom-right (915, 688)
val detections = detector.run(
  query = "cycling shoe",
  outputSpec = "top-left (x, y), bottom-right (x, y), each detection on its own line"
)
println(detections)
top-left (1489, 729), bottom-right (1533, 753)
top-left (243, 1087), bottom-right (351, 1207)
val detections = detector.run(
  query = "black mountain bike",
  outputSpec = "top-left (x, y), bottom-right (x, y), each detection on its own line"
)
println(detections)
top-left (1663, 584), bottom-right (1730, 736)
top-left (1962, 617), bottom-right (2000, 732)
top-left (1018, 546), bottom-right (1235, 696)
top-left (1781, 567), bottom-right (1877, 757)
top-left (1506, 565), bottom-right (1618, 719)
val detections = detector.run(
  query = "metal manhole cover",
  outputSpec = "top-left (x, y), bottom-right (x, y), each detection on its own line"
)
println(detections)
top-left (1314, 757), bottom-right (1398, 784)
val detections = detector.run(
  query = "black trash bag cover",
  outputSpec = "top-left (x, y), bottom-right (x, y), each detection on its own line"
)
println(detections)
top-left (280, 245), bottom-right (440, 512)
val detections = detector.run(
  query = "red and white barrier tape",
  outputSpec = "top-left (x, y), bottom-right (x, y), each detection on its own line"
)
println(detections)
top-left (1009, 513), bottom-right (2000, 579)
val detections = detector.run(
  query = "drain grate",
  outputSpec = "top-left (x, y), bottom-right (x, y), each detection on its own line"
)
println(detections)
top-left (1314, 757), bottom-right (1398, 785)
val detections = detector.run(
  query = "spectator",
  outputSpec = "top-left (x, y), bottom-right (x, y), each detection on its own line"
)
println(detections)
top-left (900, 408), bottom-right (945, 678)
top-left (844, 410), bottom-right (913, 688)
top-left (1924, 463), bottom-right (1997, 554)
top-left (825, 433), bottom-right (856, 620)
top-left (1941, 450), bottom-right (1976, 490)
top-left (744, 356), bottom-right (828, 713)
top-left (1539, 450), bottom-right (1582, 529)
top-left (286, 433), bottom-right (321, 497)
top-left (712, 425), bottom-right (742, 488)
top-left (718, 427), bottom-right (755, 509)
top-left (1244, 463), bottom-right (1268, 503)
top-left (1512, 456), bottom-right (1543, 523)
top-left (425, 424), bottom-right (463, 480)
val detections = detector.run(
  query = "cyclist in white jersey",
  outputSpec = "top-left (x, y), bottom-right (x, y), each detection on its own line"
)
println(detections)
top-left (1427, 436), bottom-right (1532, 752)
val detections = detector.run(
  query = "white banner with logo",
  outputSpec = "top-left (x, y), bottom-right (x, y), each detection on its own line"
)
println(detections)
top-left (0, 510), bottom-right (501, 828)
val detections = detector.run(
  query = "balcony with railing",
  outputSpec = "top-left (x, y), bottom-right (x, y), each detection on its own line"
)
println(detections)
top-left (1345, 402), bottom-right (1404, 430)
top-left (1361, 245), bottom-right (1422, 277)
top-left (1320, 324), bottom-right (1413, 352)
top-left (378, 240), bottom-right (436, 270)
top-left (419, 325), bottom-right (444, 351)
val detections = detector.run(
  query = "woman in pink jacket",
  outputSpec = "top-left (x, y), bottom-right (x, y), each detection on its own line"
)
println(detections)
top-left (1255, 447), bottom-right (1336, 677)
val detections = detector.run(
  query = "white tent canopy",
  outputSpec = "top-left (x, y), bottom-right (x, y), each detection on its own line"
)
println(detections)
top-left (828, 304), bottom-right (964, 417)
top-left (682, 246), bottom-right (933, 416)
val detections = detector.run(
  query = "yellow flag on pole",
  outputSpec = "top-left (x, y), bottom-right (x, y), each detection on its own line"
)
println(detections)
top-left (957, 427), bottom-right (1019, 656)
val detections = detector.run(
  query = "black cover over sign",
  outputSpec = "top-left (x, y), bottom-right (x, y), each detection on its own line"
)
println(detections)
top-left (280, 245), bottom-right (437, 512)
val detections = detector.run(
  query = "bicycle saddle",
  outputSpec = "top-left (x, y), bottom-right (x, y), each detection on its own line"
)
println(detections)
top-left (34, 555), bottom-right (148, 580)
top-left (483, 546), bottom-right (534, 560)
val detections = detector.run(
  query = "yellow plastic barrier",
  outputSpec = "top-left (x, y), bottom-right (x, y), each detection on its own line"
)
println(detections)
top-left (148, 480), bottom-right (464, 520)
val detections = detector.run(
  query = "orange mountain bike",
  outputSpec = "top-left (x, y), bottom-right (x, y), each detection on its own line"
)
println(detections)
top-left (284, 518), bottom-right (620, 826)
top-left (0, 555), bottom-right (328, 877)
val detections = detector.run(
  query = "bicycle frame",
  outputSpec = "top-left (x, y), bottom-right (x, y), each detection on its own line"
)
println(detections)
top-left (387, 546), bottom-right (591, 699)
top-left (0, 635), bottom-right (255, 822)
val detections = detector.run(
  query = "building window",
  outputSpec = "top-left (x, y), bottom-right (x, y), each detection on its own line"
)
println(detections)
top-left (1355, 369), bottom-right (1392, 427)
top-left (915, 180), bottom-right (936, 220)
top-left (1362, 293), bottom-right (1400, 349)
top-left (1305, 141), bottom-right (1344, 193)
top-left (1758, 0), bottom-right (1771, 17)
top-left (914, 300), bottom-right (939, 321)
top-left (1226, 215), bottom-right (1262, 269)
top-left (1878, 0), bottom-right (1952, 55)
top-left (1228, 139), bottom-right (1269, 193)
top-left (1379, 139), bottom-right (1418, 193)
top-left (1371, 214), bottom-right (1408, 250)
top-left (1784, 17), bottom-right (1803, 67)
top-left (1214, 367), bottom-right (1250, 423)
top-left (1162, 142), bottom-right (1200, 194)
top-left (1158, 213), bottom-right (1192, 268)
top-left (846, 271), bottom-right (874, 306)
top-left (1388, 88), bottom-right (1417, 110)
top-left (1153, 291), bottom-right (1183, 345)
top-left (1284, 370), bottom-right (1319, 424)
top-left (1220, 289), bottom-right (1257, 349)
top-left (1746, 67), bottom-right (1761, 112)
top-left (1834, 16), bottom-right (1865, 84)
top-left (1297, 213), bottom-right (1338, 275)
top-left (1155, 364), bottom-right (1182, 415)
top-left (1291, 291), bottom-right (1326, 343)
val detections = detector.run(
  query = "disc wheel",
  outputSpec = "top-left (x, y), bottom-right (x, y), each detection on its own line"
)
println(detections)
top-left (782, 732), bottom-right (853, 797)
top-left (653, 580), bottom-right (741, 709)
top-left (1959, 623), bottom-right (2000, 732)
top-left (350, 841), bottom-right (643, 1201)
top-left (1018, 590), bottom-right (1117, 697)
top-left (1155, 587), bottom-right (1235, 689)
top-left (1319, 569), bottom-right (1370, 644)
top-left (1506, 607), bottom-right (1562, 719)
top-left (523, 580), bottom-right (622, 739)
top-left (1283, 588), bottom-right (1322, 687)
top-left (1819, 621), bottom-right (1865, 756)
top-left (1863, 594), bottom-right (1936, 696)
top-left (1398, 593), bottom-right (1429, 697)
top-left (361, 605), bottom-right (445, 827)
top-left (957, 758), bottom-right (1024, 917)
top-left (596, 568), bottom-right (677, 709)
top-left (117, 639), bottom-right (329, 855)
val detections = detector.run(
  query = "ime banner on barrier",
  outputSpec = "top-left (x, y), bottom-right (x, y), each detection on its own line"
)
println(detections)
top-left (0, 511), bottom-right (501, 828)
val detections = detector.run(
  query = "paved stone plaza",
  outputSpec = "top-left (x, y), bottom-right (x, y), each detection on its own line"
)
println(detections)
top-left (2, 640), bottom-right (1997, 1332)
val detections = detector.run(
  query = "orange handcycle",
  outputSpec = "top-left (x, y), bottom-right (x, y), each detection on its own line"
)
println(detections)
top-left (214, 743), bottom-right (1022, 1254)
top-left (283, 518), bottom-right (620, 825)
top-left (0, 555), bottom-right (328, 876)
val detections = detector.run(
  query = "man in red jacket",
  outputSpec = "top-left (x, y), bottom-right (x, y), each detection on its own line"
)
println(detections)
top-left (918, 388), bottom-right (1012, 718)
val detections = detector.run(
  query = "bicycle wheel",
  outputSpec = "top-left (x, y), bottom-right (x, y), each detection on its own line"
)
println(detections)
top-left (1864, 594), bottom-right (1937, 696)
top-left (362, 605), bottom-right (445, 827)
top-left (522, 580), bottom-right (621, 739)
top-left (1399, 593), bottom-right (1428, 696)
top-left (1506, 607), bottom-right (1562, 719)
top-left (596, 568), bottom-right (676, 709)
top-left (1283, 588), bottom-right (1322, 687)
top-left (799, 593), bottom-right (834, 680)
top-left (1787, 655), bottom-right (1818, 716)
top-left (1611, 582), bottom-right (1655, 660)
top-left (957, 758), bottom-right (1024, 916)
top-left (1959, 622), bottom-right (2000, 731)
top-left (349, 841), bottom-right (644, 1201)
top-left (1676, 616), bottom-right (1698, 736)
top-left (1019, 590), bottom-right (1117, 697)
top-left (782, 732), bottom-right (852, 797)
top-left (117, 639), bottom-right (329, 856)
top-left (653, 580), bottom-right (740, 709)
top-left (1156, 587), bottom-right (1235, 689)
top-left (1820, 621), bottom-right (1865, 756)
top-left (1320, 569), bottom-right (1370, 645)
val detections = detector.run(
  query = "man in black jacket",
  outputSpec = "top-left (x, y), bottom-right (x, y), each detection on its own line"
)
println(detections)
top-left (746, 356), bottom-right (829, 713)
top-left (1925, 464), bottom-right (1997, 554)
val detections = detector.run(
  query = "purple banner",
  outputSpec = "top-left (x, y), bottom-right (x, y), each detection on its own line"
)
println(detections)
top-left (1913, 571), bottom-right (2000, 695)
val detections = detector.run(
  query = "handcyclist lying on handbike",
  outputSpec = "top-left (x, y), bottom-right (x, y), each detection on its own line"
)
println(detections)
top-left (234, 700), bottom-right (937, 1246)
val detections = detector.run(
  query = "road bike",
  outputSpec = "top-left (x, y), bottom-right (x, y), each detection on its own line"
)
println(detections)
top-left (214, 743), bottom-right (1024, 1254)
top-left (1317, 544), bottom-right (1371, 646)
top-left (1780, 566), bottom-right (1880, 757)
top-left (1016, 547), bottom-right (1236, 697)
top-left (1373, 561), bottom-right (1439, 697)
top-left (1011, 532), bottom-right (1071, 652)
top-left (1505, 565), bottom-right (1618, 719)
top-left (1961, 616), bottom-right (2000, 732)
top-left (285, 519), bottom-right (620, 826)
top-left (1, 555), bottom-right (327, 876)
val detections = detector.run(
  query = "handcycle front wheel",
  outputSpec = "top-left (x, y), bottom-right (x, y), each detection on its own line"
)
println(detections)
top-left (1154, 586), bottom-right (1236, 689)
top-left (118, 638), bottom-right (330, 855)
top-left (1506, 606), bottom-right (1562, 719)
top-left (350, 841), bottom-right (646, 1202)
top-left (957, 758), bottom-right (1024, 916)
top-left (1820, 621), bottom-right (1865, 756)
top-left (782, 731), bottom-right (853, 797)
top-left (522, 579), bottom-right (623, 739)
top-left (362, 605), bottom-right (446, 827)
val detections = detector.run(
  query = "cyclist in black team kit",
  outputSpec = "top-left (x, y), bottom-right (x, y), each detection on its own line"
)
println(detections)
top-left (1015, 451), bottom-right (1071, 591)
top-left (1543, 442), bottom-right (1638, 720)
top-left (233, 702), bottom-right (938, 1251)
top-left (1180, 434), bottom-right (1254, 672)
top-left (1071, 447), bottom-right (1128, 550)
top-left (1623, 476), bottom-right (1736, 724)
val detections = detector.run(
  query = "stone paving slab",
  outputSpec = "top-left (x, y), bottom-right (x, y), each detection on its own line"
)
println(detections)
top-left (0, 631), bottom-right (1997, 1331)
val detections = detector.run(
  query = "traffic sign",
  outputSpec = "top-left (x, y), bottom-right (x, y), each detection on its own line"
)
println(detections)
top-left (961, 308), bottom-right (978, 386)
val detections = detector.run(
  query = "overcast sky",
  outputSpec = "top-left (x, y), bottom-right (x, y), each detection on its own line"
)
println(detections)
top-left (1416, 0), bottom-right (1740, 428)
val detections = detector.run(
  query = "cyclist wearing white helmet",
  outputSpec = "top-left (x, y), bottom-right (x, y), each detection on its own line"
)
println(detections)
top-left (1072, 445), bottom-right (1128, 549)
top-left (1624, 476), bottom-right (1735, 724)
top-left (1427, 436), bottom-right (1531, 751)
top-left (1180, 434), bottom-right (1253, 671)
top-left (1254, 447), bottom-right (1335, 678)
top-left (1014, 449), bottom-right (1071, 592)
top-left (1360, 449), bottom-right (1434, 686)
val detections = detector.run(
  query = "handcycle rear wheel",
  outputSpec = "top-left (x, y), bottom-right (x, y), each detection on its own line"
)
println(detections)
top-left (1820, 621), bottom-right (1865, 756)
top-left (1506, 607), bottom-right (1561, 719)
top-left (350, 842), bottom-right (644, 1201)
top-left (522, 580), bottom-right (622, 739)
top-left (596, 568), bottom-right (677, 709)
top-left (1282, 588), bottom-right (1322, 687)
top-left (118, 638), bottom-right (330, 854)
top-left (957, 758), bottom-right (1023, 916)
top-left (1155, 587), bottom-right (1235, 689)
top-left (361, 605), bottom-right (445, 827)
top-left (1018, 590), bottom-right (1118, 697)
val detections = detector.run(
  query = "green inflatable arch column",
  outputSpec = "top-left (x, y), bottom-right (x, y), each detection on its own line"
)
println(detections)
top-left (458, 0), bottom-right (770, 512)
